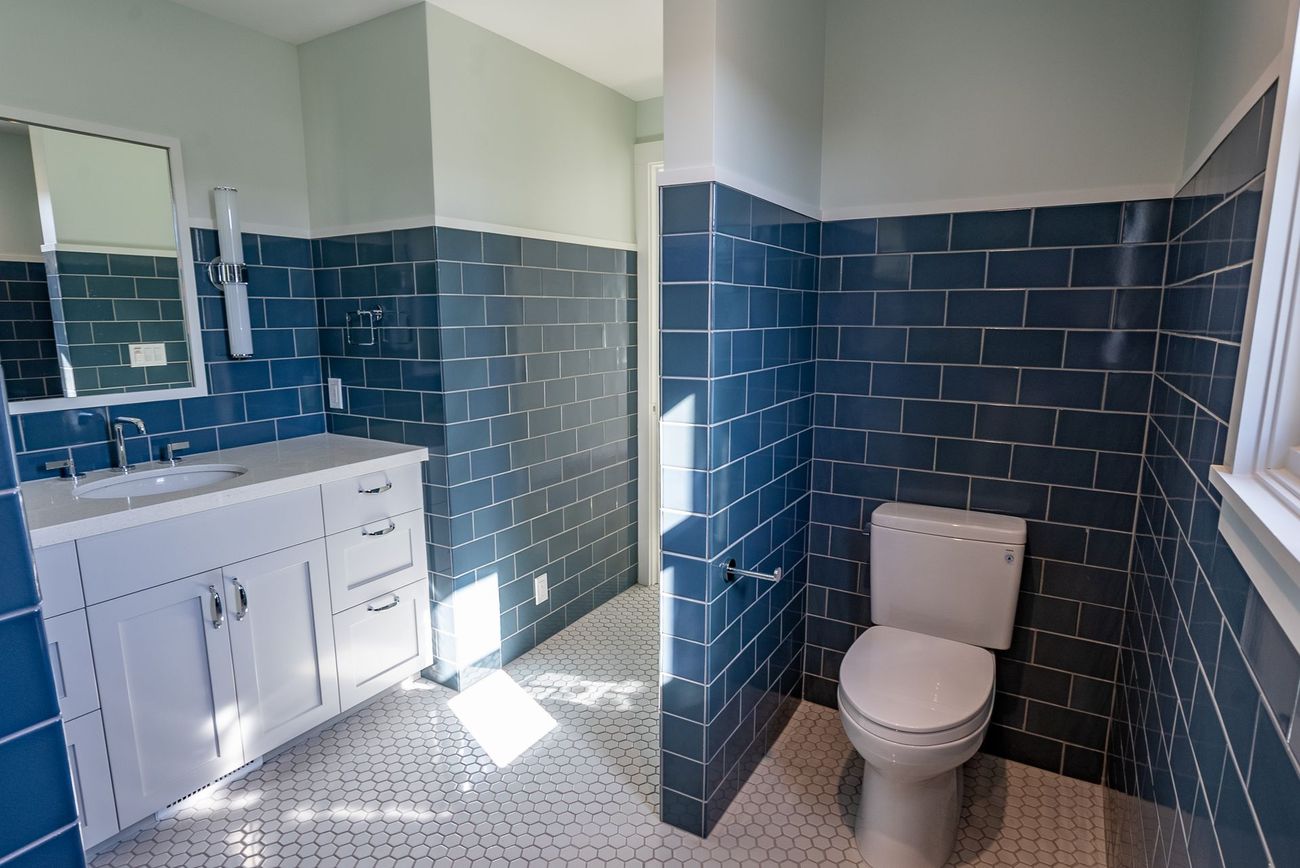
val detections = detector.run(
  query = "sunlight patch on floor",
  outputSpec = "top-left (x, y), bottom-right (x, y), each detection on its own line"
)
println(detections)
top-left (448, 669), bottom-right (558, 766)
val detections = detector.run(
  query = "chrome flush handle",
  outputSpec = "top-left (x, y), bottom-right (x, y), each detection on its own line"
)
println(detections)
top-left (232, 579), bottom-right (249, 620)
top-left (362, 521), bottom-right (397, 537)
top-left (209, 585), bottom-right (224, 629)
top-left (367, 595), bottom-right (401, 613)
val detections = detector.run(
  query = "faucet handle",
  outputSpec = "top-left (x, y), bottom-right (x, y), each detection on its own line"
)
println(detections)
top-left (164, 441), bottom-right (191, 466)
top-left (43, 458), bottom-right (85, 480)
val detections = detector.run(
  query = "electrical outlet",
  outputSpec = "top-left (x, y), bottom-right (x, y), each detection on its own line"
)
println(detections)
top-left (328, 377), bottom-right (344, 409)
top-left (533, 573), bottom-right (548, 604)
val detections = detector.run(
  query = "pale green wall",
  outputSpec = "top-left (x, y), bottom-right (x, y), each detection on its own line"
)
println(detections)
top-left (425, 5), bottom-right (637, 245)
top-left (820, 0), bottom-right (1194, 217)
top-left (0, 129), bottom-right (41, 259)
top-left (1183, 0), bottom-right (1292, 174)
top-left (29, 126), bottom-right (177, 254)
top-left (0, 0), bottom-right (310, 235)
top-left (636, 98), bottom-right (664, 143)
top-left (299, 5), bottom-right (435, 235)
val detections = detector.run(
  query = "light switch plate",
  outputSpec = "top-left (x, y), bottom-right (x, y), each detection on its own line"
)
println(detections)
top-left (534, 573), bottom-right (548, 604)
top-left (328, 377), bottom-right (344, 409)
top-left (128, 343), bottom-right (167, 368)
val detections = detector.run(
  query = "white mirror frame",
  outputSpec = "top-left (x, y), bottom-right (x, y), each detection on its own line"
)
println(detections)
top-left (0, 103), bottom-right (208, 416)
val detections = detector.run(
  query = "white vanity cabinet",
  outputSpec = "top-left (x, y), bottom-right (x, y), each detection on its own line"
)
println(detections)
top-left (22, 437), bottom-right (431, 848)
top-left (224, 541), bottom-right (339, 759)
top-left (88, 571), bottom-right (246, 826)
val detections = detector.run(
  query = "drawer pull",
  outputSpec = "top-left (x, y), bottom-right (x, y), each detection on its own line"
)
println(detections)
top-left (367, 595), bottom-right (401, 612)
top-left (209, 585), bottom-right (224, 629)
top-left (362, 521), bottom-right (397, 537)
top-left (359, 481), bottom-right (393, 495)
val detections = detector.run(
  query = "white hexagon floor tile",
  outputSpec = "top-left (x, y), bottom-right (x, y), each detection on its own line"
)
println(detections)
top-left (89, 585), bottom-right (1104, 867)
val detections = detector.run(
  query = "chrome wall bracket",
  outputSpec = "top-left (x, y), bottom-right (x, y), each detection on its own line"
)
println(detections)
top-left (205, 258), bottom-right (247, 289)
top-left (724, 558), bottom-right (783, 584)
top-left (346, 307), bottom-right (384, 347)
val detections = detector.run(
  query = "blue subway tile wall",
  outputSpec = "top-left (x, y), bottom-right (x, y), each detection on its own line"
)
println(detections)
top-left (808, 195), bottom-right (1170, 782)
top-left (0, 371), bottom-right (84, 865)
top-left (659, 183), bottom-right (813, 836)
top-left (45, 252), bottom-right (192, 396)
top-left (11, 230), bottom-right (324, 481)
top-left (318, 227), bottom-right (638, 690)
top-left (0, 261), bottom-right (60, 400)
top-left (1107, 86), bottom-right (1300, 868)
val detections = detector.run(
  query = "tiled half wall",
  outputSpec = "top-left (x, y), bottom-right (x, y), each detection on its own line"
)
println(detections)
top-left (658, 183), bottom-right (815, 836)
top-left (316, 227), bottom-right (639, 689)
top-left (1107, 85), bottom-right (1300, 868)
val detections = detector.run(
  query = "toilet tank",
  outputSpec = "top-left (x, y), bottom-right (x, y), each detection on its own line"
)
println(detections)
top-left (869, 503), bottom-right (1027, 649)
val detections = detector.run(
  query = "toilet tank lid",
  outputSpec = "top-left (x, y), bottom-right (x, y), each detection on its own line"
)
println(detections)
top-left (871, 503), bottom-right (1026, 544)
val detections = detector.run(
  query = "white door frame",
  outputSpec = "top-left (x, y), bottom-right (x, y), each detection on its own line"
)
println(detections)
top-left (635, 141), bottom-right (664, 586)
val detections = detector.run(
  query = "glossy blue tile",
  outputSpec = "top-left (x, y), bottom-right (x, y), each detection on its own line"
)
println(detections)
top-left (1071, 245), bottom-right (1166, 287)
top-left (947, 289), bottom-right (1025, 326)
top-left (951, 209), bottom-right (1032, 250)
top-left (981, 329), bottom-right (1064, 367)
top-left (0, 612), bottom-right (60, 735)
top-left (910, 252), bottom-right (986, 289)
top-left (822, 219), bottom-right (877, 256)
top-left (664, 184), bottom-right (711, 235)
top-left (1031, 203), bottom-right (1123, 247)
top-left (662, 235), bottom-right (710, 283)
top-left (0, 723), bottom-right (78, 857)
top-left (987, 249), bottom-right (1072, 288)
top-left (877, 214), bottom-right (950, 253)
top-left (838, 254), bottom-right (909, 291)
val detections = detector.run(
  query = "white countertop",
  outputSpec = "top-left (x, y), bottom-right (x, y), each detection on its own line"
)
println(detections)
top-left (22, 434), bottom-right (428, 547)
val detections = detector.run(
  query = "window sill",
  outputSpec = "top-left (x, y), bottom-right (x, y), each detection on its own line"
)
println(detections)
top-left (1210, 465), bottom-right (1300, 650)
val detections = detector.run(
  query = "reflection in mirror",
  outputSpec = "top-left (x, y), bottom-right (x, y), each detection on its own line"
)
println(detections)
top-left (0, 120), bottom-right (193, 401)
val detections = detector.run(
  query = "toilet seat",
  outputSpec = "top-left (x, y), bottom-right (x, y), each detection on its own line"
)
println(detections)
top-left (838, 626), bottom-right (995, 747)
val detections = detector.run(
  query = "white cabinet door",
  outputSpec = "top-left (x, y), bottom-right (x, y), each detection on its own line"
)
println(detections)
top-left (334, 578), bottom-right (432, 710)
top-left (43, 609), bottom-right (100, 720)
top-left (225, 541), bottom-right (340, 759)
top-left (87, 570), bottom-right (244, 827)
top-left (64, 711), bottom-right (119, 848)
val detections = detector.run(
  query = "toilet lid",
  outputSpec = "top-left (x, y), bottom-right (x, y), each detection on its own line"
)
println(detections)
top-left (839, 626), bottom-right (995, 736)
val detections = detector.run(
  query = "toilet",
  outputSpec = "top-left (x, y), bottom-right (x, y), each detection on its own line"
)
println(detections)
top-left (838, 503), bottom-right (1026, 868)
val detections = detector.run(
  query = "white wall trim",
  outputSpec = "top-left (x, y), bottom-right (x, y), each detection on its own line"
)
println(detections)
top-left (40, 242), bottom-right (176, 259)
top-left (633, 141), bottom-right (663, 588)
top-left (1178, 55), bottom-right (1286, 193)
top-left (433, 216), bottom-right (637, 251)
top-left (188, 217), bottom-right (313, 239)
top-left (658, 164), bottom-right (821, 220)
top-left (0, 252), bottom-right (43, 263)
top-left (820, 183), bottom-right (1177, 222)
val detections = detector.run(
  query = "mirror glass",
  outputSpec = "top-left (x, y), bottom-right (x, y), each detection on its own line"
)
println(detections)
top-left (0, 119), bottom-right (196, 402)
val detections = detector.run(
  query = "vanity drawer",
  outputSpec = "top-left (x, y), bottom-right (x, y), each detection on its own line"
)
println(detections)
top-left (78, 487), bottom-right (325, 604)
top-left (334, 579), bottom-right (432, 710)
top-left (321, 463), bottom-right (423, 535)
top-left (34, 543), bottom-right (84, 618)
top-left (44, 609), bottom-right (100, 720)
top-left (325, 509), bottom-right (428, 613)
top-left (64, 710), bottom-right (119, 848)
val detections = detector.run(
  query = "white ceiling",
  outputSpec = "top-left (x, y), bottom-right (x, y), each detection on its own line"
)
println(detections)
top-left (170, 0), bottom-right (663, 101)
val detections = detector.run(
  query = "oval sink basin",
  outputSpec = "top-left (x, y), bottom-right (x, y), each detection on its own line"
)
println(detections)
top-left (74, 464), bottom-right (248, 500)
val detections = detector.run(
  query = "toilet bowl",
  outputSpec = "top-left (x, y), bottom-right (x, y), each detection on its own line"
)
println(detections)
top-left (838, 626), bottom-right (995, 868)
top-left (834, 503), bottom-right (1026, 868)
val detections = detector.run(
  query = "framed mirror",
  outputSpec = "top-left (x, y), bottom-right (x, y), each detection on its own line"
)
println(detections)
top-left (0, 109), bottom-right (205, 413)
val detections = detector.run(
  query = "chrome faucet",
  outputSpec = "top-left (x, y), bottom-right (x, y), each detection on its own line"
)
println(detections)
top-left (111, 417), bottom-right (148, 473)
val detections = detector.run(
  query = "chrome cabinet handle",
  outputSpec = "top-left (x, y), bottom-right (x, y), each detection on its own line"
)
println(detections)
top-left (209, 585), bottom-right (224, 629)
top-left (362, 521), bottom-right (397, 537)
top-left (367, 595), bottom-right (401, 613)
top-left (232, 579), bottom-right (249, 621)
top-left (359, 481), bottom-right (393, 495)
